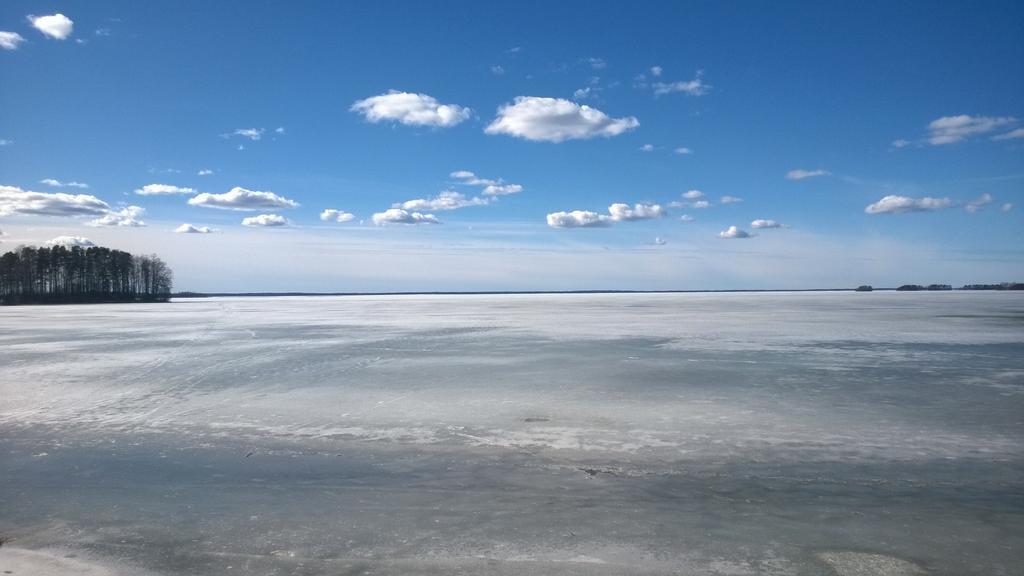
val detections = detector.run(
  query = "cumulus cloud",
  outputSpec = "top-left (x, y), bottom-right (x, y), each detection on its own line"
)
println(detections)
top-left (653, 236), bottom-right (667, 245)
top-left (398, 191), bottom-right (491, 212)
top-left (925, 115), bottom-right (1016, 145)
top-left (241, 214), bottom-right (289, 227)
top-left (0, 185), bottom-right (110, 217)
top-left (965, 193), bottom-right (994, 213)
top-left (372, 208), bottom-right (440, 225)
top-left (549, 202), bottom-right (667, 228)
top-left (652, 71), bottom-right (710, 96)
top-left (786, 168), bottom-right (830, 180)
top-left (864, 195), bottom-right (952, 214)
top-left (29, 14), bottom-right (73, 40)
top-left (751, 219), bottom-right (783, 229)
top-left (718, 226), bottom-right (752, 239)
top-left (351, 90), bottom-right (471, 128)
top-left (233, 128), bottom-right (265, 141)
top-left (188, 187), bottom-right (299, 211)
top-left (40, 178), bottom-right (89, 189)
top-left (490, 65), bottom-right (505, 75)
top-left (720, 195), bottom-right (743, 204)
top-left (891, 139), bottom-right (911, 149)
top-left (546, 210), bottom-right (611, 228)
top-left (683, 190), bottom-right (705, 200)
top-left (650, 66), bottom-right (662, 77)
top-left (46, 235), bottom-right (94, 248)
top-left (197, 169), bottom-right (214, 176)
top-left (320, 209), bottom-right (355, 223)
top-left (573, 87), bottom-right (594, 100)
top-left (275, 127), bottom-right (286, 134)
top-left (992, 127), bottom-right (1024, 141)
top-left (679, 214), bottom-right (694, 222)
top-left (135, 183), bottom-right (196, 195)
top-left (0, 139), bottom-right (12, 146)
top-left (485, 97), bottom-right (638, 142)
top-left (88, 205), bottom-right (145, 227)
top-left (608, 203), bottom-right (666, 221)
top-left (691, 200), bottom-right (711, 209)
top-left (0, 31), bottom-right (26, 50)
top-left (1001, 202), bottom-right (1013, 213)
top-left (175, 223), bottom-right (216, 234)
top-left (640, 144), bottom-right (654, 152)
top-left (449, 170), bottom-right (524, 196)
top-left (482, 183), bottom-right (522, 196)
top-left (674, 147), bottom-right (692, 155)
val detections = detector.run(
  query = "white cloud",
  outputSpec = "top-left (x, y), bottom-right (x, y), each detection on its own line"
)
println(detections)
top-left (674, 147), bottom-right (692, 155)
top-left (485, 97), bottom-right (638, 142)
top-left (608, 203), bottom-right (666, 222)
top-left (751, 219), bottom-right (783, 229)
top-left (135, 183), bottom-right (196, 196)
top-left (649, 66), bottom-right (662, 77)
top-left (449, 170), bottom-right (523, 196)
top-left (372, 208), bottom-right (440, 225)
top-left (320, 209), bottom-right (355, 223)
top-left (679, 215), bottom-right (694, 222)
top-left (992, 127), bottom-right (1024, 141)
top-left (573, 87), bottom-right (594, 100)
top-left (1001, 202), bottom-right (1014, 213)
top-left (682, 190), bottom-right (704, 200)
top-left (188, 187), bottom-right (299, 211)
top-left (197, 169), bottom-right (214, 176)
top-left (275, 126), bottom-right (286, 134)
top-left (546, 210), bottom-right (611, 228)
top-left (241, 214), bottom-right (289, 227)
top-left (233, 128), bottom-right (265, 141)
top-left (40, 178), bottom-right (89, 189)
top-left (864, 195), bottom-right (952, 214)
top-left (46, 235), bottom-right (94, 248)
top-left (0, 31), bottom-right (26, 50)
top-left (891, 139), bottom-right (911, 149)
top-left (640, 144), bottom-right (654, 152)
top-left (718, 226), bottom-right (752, 239)
top-left (351, 90), bottom-right (471, 128)
top-left (29, 14), bottom-right (73, 40)
top-left (0, 185), bottom-right (110, 217)
top-left (482, 183), bottom-right (522, 196)
top-left (786, 168), bottom-right (830, 180)
top-left (926, 115), bottom-right (1016, 145)
top-left (398, 191), bottom-right (490, 212)
top-left (654, 237), bottom-right (667, 245)
top-left (964, 193), bottom-right (994, 213)
top-left (720, 195), bottom-right (743, 204)
top-left (691, 200), bottom-right (711, 209)
top-left (175, 223), bottom-right (216, 234)
top-left (587, 57), bottom-right (607, 69)
top-left (88, 205), bottom-right (145, 227)
top-left (652, 71), bottom-right (710, 96)
top-left (490, 65), bottom-right (505, 75)
top-left (0, 139), bottom-right (12, 146)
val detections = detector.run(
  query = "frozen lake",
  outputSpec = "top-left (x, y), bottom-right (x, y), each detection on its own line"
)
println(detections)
top-left (1, 292), bottom-right (1022, 575)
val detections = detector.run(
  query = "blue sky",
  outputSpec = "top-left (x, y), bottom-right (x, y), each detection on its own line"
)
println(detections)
top-left (1, 1), bottom-right (1022, 291)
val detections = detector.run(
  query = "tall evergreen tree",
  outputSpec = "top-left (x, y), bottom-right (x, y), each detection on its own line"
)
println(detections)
top-left (0, 245), bottom-right (173, 305)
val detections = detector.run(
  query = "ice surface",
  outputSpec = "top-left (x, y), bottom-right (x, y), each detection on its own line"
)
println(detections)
top-left (1, 292), bottom-right (1022, 574)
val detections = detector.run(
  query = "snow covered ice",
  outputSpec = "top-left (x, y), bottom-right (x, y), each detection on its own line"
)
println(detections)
top-left (1, 292), bottom-right (1022, 575)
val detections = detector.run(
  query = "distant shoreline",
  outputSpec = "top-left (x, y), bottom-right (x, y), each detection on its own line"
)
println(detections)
top-left (171, 287), bottom-right (1023, 298)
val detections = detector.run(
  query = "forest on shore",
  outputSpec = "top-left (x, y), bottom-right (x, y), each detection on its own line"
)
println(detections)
top-left (0, 245), bottom-right (173, 305)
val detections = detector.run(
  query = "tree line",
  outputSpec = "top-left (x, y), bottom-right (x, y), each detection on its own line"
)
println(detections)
top-left (0, 245), bottom-right (173, 305)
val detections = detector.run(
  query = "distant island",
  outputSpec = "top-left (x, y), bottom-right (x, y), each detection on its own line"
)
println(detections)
top-left (0, 245), bottom-right (173, 305)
